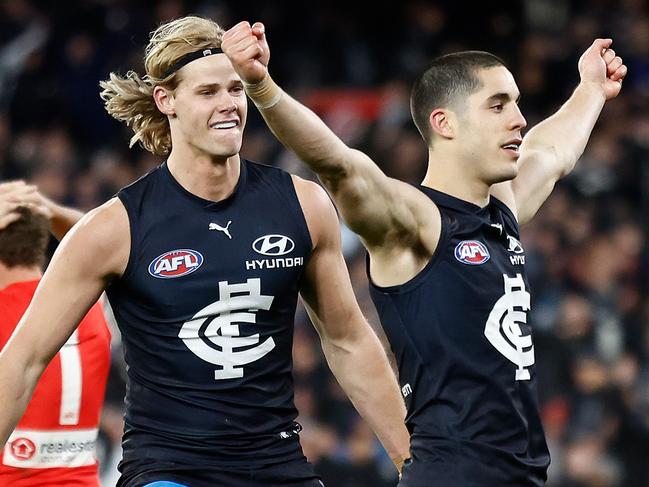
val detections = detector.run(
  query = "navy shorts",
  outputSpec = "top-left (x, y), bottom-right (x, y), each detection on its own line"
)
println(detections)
top-left (118, 457), bottom-right (324, 487)
top-left (398, 448), bottom-right (546, 487)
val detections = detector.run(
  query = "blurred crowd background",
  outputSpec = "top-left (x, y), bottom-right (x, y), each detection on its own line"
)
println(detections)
top-left (1, 0), bottom-right (649, 486)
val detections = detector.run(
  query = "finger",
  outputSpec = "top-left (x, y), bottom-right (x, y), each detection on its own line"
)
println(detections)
top-left (0, 200), bottom-right (19, 214)
top-left (223, 21), bottom-right (252, 44)
top-left (0, 212), bottom-right (20, 230)
top-left (24, 202), bottom-right (53, 219)
top-left (592, 38), bottom-right (613, 52)
top-left (221, 21), bottom-right (250, 47)
top-left (251, 21), bottom-right (265, 38)
top-left (602, 48), bottom-right (616, 64)
top-left (237, 43), bottom-right (264, 62)
top-left (3, 185), bottom-right (39, 203)
top-left (606, 56), bottom-right (623, 74)
top-left (0, 180), bottom-right (27, 194)
top-left (227, 40), bottom-right (260, 64)
top-left (610, 64), bottom-right (627, 81)
top-left (14, 191), bottom-right (43, 207)
top-left (252, 22), bottom-right (269, 51)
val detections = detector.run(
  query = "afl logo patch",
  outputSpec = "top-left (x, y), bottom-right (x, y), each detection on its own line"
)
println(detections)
top-left (148, 249), bottom-right (204, 279)
top-left (455, 240), bottom-right (490, 265)
top-left (252, 235), bottom-right (295, 256)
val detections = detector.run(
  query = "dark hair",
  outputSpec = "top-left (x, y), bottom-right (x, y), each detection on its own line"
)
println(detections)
top-left (410, 51), bottom-right (506, 144)
top-left (0, 207), bottom-right (49, 269)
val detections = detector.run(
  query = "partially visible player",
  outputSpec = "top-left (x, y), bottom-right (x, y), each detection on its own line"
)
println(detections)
top-left (0, 181), bottom-right (111, 486)
top-left (223, 21), bottom-right (627, 486)
top-left (0, 16), bottom-right (409, 487)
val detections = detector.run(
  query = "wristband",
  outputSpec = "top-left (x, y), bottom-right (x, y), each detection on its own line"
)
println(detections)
top-left (243, 75), bottom-right (283, 110)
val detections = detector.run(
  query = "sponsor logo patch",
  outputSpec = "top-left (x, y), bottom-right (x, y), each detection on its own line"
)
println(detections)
top-left (252, 235), bottom-right (295, 256)
top-left (454, 240), bottom-right (490, 265)
top-left (507, 235), bottom-right (524, 254)
top-left (148, 249), bottom-right (204, 279)
top-left (10, 438), bottom-right (35, 460)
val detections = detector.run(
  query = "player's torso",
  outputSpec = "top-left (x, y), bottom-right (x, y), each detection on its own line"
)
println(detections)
top-left (106, 160), bottom-right (312, 441)
top-left (369, 187), bottom-right (549, 478)
top-left (0, 281), bottom-right (110, 486)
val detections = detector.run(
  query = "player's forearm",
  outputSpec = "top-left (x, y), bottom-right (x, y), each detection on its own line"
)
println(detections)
top-left (521, 82), bottom-right (606, 177)
top-left (245, 75), bottom-right (350, 179)
top-left (323, 328), bottom-right (410, 463)
top-left (47, 201), bottom-right (84, 241)
top-left (0, 346), bottom-right (44, 444)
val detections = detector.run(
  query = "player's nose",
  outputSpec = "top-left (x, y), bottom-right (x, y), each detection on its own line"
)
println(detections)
top-left (510, 105), bottom-right (527, 131)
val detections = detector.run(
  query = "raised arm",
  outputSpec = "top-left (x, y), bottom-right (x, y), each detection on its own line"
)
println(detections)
top-left (0, 198), bottom-right (129, 444)
top-left (493, 39), bottom-right (627, 224)
top-left (222, 22), bottom-right (433, 252)
top-left (292, 176), bottom-right (410, 470)
top-left (0, 180), bottom-right (84, 239)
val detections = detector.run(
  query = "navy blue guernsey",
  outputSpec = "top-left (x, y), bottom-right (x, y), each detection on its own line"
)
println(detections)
top-left (105, 159), bottom-right (312, 468)
top-left (369, 188), bottom-right (550, 486)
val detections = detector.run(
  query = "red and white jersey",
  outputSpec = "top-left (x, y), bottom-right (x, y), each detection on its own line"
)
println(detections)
top-left (0, 280), bottom-right (111, 486)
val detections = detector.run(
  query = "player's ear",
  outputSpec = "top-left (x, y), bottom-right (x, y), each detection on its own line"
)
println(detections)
top-left (153, 85), bottom-right (176, 117)
top-left (429, 108), bottom-right (455, 139)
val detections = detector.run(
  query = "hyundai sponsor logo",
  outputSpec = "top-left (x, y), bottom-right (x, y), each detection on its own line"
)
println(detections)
top-left (252, 235), bottom-right (295, 256)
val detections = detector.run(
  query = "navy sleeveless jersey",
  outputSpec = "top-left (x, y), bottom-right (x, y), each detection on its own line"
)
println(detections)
top-left (369, 188), bottom-right (550, 486)
top-left (105, 159), bottom-right (312, 468)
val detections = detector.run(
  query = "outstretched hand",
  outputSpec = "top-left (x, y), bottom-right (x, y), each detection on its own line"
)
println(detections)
top-left (0, 181), bottom-right (53, 230)
top-left (222, 21), bottom-right (270, 85)
top-left (578, 38), bottom-right (627, 100)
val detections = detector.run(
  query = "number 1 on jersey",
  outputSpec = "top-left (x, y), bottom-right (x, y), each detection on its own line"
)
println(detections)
top-left (59, 331), bottom-right (82, 425)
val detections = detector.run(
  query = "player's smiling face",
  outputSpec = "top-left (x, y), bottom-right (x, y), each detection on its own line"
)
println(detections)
top-left (170, 54), bottom-right (248, 158)
top-left (457, 66), bottom-right (527, 184)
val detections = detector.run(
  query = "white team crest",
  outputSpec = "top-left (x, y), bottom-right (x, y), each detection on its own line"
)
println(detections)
top-left (484, 274), bottom-right (534, 380)
top-left (178, 278), bottom-right (276, 379)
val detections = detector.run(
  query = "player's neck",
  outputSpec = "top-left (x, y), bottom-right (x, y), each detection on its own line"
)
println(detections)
top-left (422, 152), bottom-right (490, 207)
top-left (167, 149), bottom-right (241, 203)
top-left (0, 264), bottom-right (42, 291)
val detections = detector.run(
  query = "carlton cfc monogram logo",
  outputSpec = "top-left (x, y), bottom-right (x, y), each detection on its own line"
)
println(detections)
top-left (484, 274), bottom-right (535, 380)
top-left (178, 278), bottom-right (276, 379)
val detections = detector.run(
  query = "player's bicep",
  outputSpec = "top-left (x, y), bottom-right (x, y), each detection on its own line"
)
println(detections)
top-left (295, 182), bottom-right (364, 344)
top-left (7, 199), bottom-right (129, 370)
top-left (511, 148), bottom-right (563, 224)
top-left (319, 149), bottom-right (422, 247)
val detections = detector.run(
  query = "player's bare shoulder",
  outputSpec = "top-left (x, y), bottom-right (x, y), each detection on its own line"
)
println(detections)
top-left (60, 197), bottom-right (130, 280)
top-left (291, 175), bottom-right (339, 250)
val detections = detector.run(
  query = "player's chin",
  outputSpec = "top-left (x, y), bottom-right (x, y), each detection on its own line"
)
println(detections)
top-left (490, 165), bottom-right (518, 184)
top-left (211, 139), bottom-right (243, 158)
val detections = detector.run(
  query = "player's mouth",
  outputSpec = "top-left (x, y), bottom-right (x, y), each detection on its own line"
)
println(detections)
top-left (209, 119), bottom-right (240, 130)
top-left (501, 138), bottom-right (522, 158)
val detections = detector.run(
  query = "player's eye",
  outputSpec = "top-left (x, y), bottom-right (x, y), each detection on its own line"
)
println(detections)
top-left (491, 104), bottom-right (504, 112)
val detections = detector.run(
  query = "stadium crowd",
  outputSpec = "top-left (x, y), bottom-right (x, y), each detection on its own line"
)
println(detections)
top-left (1, 0), bottom-right (648, 486)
